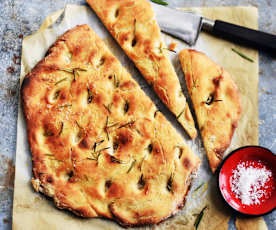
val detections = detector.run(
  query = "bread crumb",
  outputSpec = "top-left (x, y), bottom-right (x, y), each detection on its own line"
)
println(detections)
top-left (169, 42), bottom-right (178, 52)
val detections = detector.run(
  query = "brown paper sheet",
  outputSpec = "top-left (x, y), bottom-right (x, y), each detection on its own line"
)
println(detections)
top-left (13, 5), bottom-right (265, 230)
top-left (236, 217), bottom-right (268, 230)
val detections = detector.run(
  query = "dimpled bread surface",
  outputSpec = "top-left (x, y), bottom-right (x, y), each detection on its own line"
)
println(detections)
top-left (21, 25), bottom-right (200, 227)
top-left (179, 49), bottom-right (241, 172)
top-left (86, 0), bottom-right (197, 139)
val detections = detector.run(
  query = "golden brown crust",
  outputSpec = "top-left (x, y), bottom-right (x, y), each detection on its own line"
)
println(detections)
top-left (179, 49), bottom-right (241, 172)
top-left (21, 25), bottom-right (200, 226)
top-left (86, 0), bottom-right (197, 139)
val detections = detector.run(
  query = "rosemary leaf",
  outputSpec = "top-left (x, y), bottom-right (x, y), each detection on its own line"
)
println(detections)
top-left (205, 94), bottom-right (222, 105)
top-left (162, 47), bottom-right (176, 53)
top-left (154, 110), bottom-right (159, 118)
top-left (124, 101), bottom-right (129, 113)
top-left (194, 206), bottom-right (208, 229)
top-left (107, 122), bottom-right (119, 129)
top-left (55, 78), bottom-right (67, 85)
top-left (106, 129), bottom-right (110, 141)
top-left (138, 174), bottom-right (145, 189)
top-left (134, 18), bottom-right (137, 36)
top-left (87, 87), bottom-right (93, 104)
top-left (167, 172), bottom-right (174, 193)
top-left (104, 104), bottom-right (111, 113)
top-left (176, 108), bottom-right (185, 119)
top-left (194, 182), bottom-right (205, 193)
top-left (151, 0), bottom-right (168, 6)
top-left (53, 91), bottom-right (60, 100)
top-left (94, 147), bottom-right (110, 155)
top-left (113, 140), bottom-right (119, 152)
top-left (59, 68), bottom-right (73, 73)
top-left (113, 74), bottom-right (120, 88)
top-left (231, 48), bottom-right (254, 63)
top-left (58, 122), bottom-right (64, 136)
top-left (105, 116), bottom-right (110, 141)
top-left (73, 69), bottom-right (79, 81)
top-left (110, 155), bottom-right (124, 164)
top-left (57, 104), bottom-right (72, 109)
top-left (118, 120), bottom-right (135, 129)
top-left (93, 139), bottom-right (104, 152)
top-left (87, 156), bottom-right (98, 161)
top-left (127, 159), bottom-right (136, 173)
top-left (147, 143), bottom-right (153, 153)
top-left (75, 121), bottom-right (83, 129)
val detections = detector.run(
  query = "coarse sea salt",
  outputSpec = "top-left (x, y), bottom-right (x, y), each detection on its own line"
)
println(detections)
top-left (230, 161), bottom-right (272, 205)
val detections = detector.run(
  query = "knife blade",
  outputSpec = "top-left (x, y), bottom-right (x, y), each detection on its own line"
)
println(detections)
top-left (151, 3), bottom-right (276, 53)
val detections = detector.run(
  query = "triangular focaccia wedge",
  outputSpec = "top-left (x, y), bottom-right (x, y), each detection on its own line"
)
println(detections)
top-left (179, 49), bottom-right (241, 172)
top-left (21, 25), bottom-right (200, 227)
top-left (86, 0), bottom-right (197, 139)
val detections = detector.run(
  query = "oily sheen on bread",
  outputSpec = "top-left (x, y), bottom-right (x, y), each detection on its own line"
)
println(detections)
top-left (21, 25), bottom-right (200, 227)
top-left (86, 0), bottom-right (197, 139)
top-left (179, 49), bottom-right (241, 172)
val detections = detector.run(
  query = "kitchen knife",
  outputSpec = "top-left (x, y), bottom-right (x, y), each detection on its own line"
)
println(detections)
top-left (151, 3), bottom-right (276, 53)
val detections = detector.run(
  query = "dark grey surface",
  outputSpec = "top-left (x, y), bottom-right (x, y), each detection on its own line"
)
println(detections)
top-left (0, 0), bottom-right (275, 229)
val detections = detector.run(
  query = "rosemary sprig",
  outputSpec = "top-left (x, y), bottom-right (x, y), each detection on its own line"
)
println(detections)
top-left (127, 159), bottom-right (136, 173)
top-left (151, 0), bottom-right (168, 6)
top-left (55, 78), bottom-right (67, 85)
top-left (94, 147), bottom-right (110, 155)
top-left (176, 108), bottom-right (185, 119)
top-left (194, 206), bottom-right (208, 229)
top-left (231, 48), bottom-right (254, 63)
top-left (88, 147), bottom-right (110, 161)
top-left (59, 67), bottom-right (87, 81)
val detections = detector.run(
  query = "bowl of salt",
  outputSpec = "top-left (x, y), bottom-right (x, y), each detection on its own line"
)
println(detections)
top-left (218, 146), bottom-right (276, 215)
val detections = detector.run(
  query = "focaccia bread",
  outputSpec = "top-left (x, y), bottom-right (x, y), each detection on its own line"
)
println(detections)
top-left (21, 25), bottom-right (200, 227)
top-left (86, 0), bottom-right (197, 139)
top-left (179, 49), bottom-right (241, 172)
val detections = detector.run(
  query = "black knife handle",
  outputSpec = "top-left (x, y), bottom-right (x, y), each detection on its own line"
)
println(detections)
top-left (212, 20), bottom-right (276, 53)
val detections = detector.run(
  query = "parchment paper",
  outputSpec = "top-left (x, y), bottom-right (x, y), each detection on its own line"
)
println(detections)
top-left (13, 5), bottom-right (264, 230)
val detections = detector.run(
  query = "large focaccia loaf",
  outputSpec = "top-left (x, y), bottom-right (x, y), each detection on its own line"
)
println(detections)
top-left (21, 25), bottom-right (200, 227)
top-left (179, 49), bottom-right (241, 172)
top-left (86, 0), bottom-right (197, 139)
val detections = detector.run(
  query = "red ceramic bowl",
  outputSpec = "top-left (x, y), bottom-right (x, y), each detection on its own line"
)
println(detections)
top-left (218, 146), bottom-right (276, 216)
